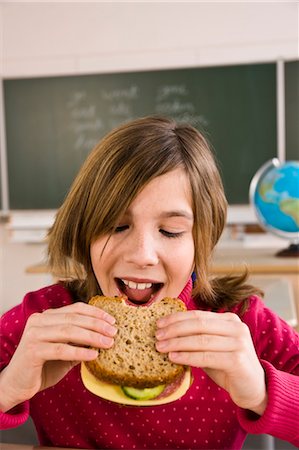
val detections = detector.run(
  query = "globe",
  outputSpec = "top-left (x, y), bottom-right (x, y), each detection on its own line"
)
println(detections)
top-left (250, 158), bottom-right (299, 257)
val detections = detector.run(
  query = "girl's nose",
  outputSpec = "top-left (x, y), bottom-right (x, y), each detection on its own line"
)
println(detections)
top-left (124, 233), bottom-right (159, 267)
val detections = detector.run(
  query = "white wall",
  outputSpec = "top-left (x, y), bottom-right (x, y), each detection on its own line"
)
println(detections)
top-left (0, 222), bottom-right (49, 314)
top-left (1, 2), bottom-right (298, 78)
top-left (0, 1), bottom-right (298, 313)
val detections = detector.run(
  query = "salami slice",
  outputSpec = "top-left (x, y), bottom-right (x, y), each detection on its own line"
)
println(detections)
top-left (155, 371), bottom-right (186, 399)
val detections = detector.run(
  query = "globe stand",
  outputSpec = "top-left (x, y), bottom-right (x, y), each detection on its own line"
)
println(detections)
top-left (276, 243), bottom-right (299, 257)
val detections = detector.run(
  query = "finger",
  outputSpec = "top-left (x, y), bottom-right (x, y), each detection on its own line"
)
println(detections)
top-left (156, 315), bottom-right (244, 341)
top-left (29, 310), bottom-right (117, 338)
top-left (167, 349), bottom-right (236, 370)
top-left (156, 334), bottom-right (237, 353)
top-left (36, 342), bottom-right (99, 362)
top-left (157, 310), bottom-right (240, 329)
top-left (26, 323), bottom-right (115, 349)
top-left (44, 302), bottom-right (116, 325)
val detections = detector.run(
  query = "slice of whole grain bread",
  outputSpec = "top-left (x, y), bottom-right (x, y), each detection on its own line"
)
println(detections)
top-left (85, 296), bottom-right (186, 388)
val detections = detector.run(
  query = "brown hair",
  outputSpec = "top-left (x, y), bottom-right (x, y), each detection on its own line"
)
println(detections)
top-left (48, 116), bottom-right (261, 309)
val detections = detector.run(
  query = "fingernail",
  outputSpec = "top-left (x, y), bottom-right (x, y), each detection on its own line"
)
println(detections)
top-left (156, 329), bottom-right (164, 339)
top-left (105, 314), bottom-right (116, 325)
top-left (88, 349), bottom-right (99, 359)
top-left (169, 352), bottom-right (180, 362)
top-left (157, 318), bottom-right (165, 327)
top-left (102, 336), bottom-right (114, 346)
top-left (156, 340), bottom-right (167, 350)
top-left (105, 325), bottom-right (117, 337)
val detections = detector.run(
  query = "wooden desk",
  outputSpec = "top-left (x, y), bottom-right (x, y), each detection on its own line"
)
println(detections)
top-left (212, 247), bottom-right (299, 330)
top-left (212, 246), bottom-right (299, 275)
top-left (26, 263), bottom-right (50, 274)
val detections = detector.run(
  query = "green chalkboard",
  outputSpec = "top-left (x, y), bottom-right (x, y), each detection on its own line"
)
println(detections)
top-left (4, 63), bottom-right (277, 209)
top-left (285, 60), bottom-right (299, 161)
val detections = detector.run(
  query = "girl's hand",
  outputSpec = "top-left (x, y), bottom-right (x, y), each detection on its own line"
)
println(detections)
top-left (0, 302), bottom-right (117, 412)
top-left (156, 310), bottom-right (267, 415)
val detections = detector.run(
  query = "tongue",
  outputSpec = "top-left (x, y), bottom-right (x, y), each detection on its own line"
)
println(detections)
top-left (124, 286), bottom-right (154, 303)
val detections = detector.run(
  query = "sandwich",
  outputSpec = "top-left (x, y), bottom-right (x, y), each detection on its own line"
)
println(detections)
top-left (81, 296), bottom-right (192, 406)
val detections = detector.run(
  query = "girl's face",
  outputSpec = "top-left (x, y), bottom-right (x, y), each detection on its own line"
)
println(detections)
top-left (90, 168), bottom-right (195, 305)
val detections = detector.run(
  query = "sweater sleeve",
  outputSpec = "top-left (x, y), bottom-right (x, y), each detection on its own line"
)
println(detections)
top-left (0, 402), bottom-right (30, 429)
top-left (237, 296), bottom-right (299, 446)
top-left (0, 283), bottom-right (73, 430)
top-left (0, 302), bottom-right (31, 430)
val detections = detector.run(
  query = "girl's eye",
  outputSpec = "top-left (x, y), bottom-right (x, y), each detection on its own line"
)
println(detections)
top-left (114, 225), bottom-right (129, 233)
top-left (160, 229), bottom-right (183, 238)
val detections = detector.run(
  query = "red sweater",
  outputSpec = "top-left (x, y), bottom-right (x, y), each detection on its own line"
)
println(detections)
top-left (1, 281), bottom-right (299, 449)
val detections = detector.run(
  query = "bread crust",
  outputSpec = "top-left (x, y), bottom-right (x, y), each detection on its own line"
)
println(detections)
top-left (85, 296), bottom-right (186, 388)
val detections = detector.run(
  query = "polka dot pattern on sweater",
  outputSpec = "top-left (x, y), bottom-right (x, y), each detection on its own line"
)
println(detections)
top-left (1, 286), bottom-right (298, 449)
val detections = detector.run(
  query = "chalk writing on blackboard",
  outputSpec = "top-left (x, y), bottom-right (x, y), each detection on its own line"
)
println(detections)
top-left (101, 85), bottom-right (139, 101)
top-left (155, 84), bottom-right (208, 128)
top-left (156, 84), bottom-right (189, 101)
top-left (67, 90), bottom-right (104, 153)
top-left (102, 85), bottom-right (139, 130)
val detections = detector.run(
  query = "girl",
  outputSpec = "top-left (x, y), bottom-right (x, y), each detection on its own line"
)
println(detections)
top-left (1, 116), bottom-right (298, 449)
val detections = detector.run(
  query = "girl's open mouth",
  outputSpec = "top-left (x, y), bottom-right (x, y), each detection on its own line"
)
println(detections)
top-left (115, 278), bottom-right (164, 306)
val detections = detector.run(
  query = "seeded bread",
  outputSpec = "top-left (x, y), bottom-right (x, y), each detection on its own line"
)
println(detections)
top-left (85, 296), bottom-right (186, 389)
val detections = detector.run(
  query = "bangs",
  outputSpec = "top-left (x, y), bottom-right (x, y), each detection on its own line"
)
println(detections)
top-left (83, 134), bottom-right (185, 242)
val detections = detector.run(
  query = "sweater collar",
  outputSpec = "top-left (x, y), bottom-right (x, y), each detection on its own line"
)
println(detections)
top-left (178, 277), bottom-right (193, 307)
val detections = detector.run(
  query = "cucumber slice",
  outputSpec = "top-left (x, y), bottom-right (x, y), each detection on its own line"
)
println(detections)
top-left (121, 384), bottom-right (165, 400)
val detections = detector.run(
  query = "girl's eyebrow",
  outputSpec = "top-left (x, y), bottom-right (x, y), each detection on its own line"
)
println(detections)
top-left (122, 210), bottom-right (193, 221)
top-left (160, 210), bottom-right (194, 220)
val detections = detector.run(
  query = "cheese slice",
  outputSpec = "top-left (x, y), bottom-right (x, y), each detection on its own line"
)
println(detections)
top-left (81, 362), bottom-right (192, 406)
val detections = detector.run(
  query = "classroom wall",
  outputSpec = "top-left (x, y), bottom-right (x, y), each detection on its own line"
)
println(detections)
top-left (1, 2), bottom-right (298, 78)
top-left (0, 2), bottom-right (298, 312)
